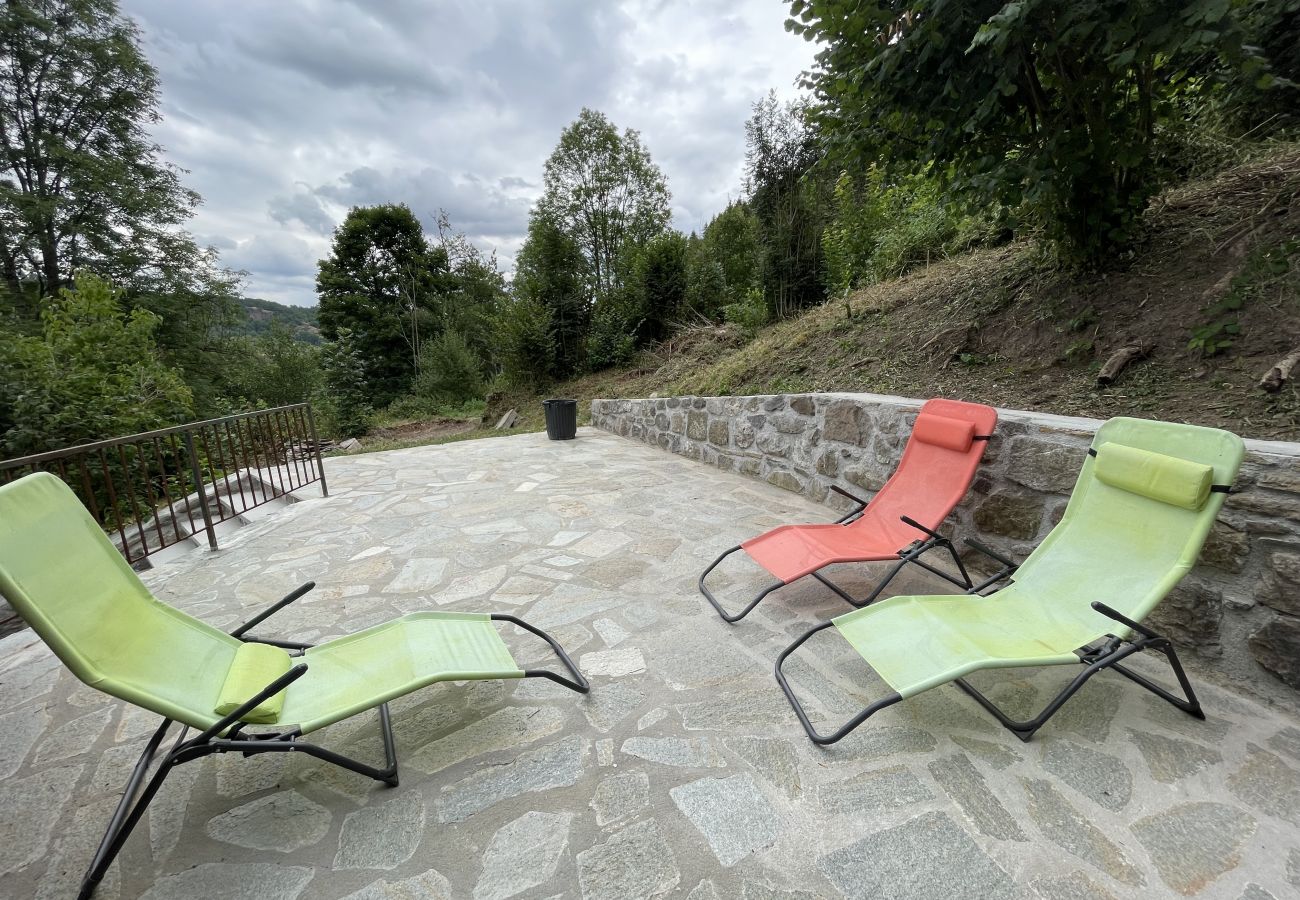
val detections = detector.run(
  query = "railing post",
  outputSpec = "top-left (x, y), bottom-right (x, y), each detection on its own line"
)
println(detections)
top-left (183, 431), bottom-right (219, 552)
top-left (304, 404), bottom-right (329, 498)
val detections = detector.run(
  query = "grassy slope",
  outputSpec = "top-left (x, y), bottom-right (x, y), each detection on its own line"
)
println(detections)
top-left (490, 148), bottom-right (1300, 442)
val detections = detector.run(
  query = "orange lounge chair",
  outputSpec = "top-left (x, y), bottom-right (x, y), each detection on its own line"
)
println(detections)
top-left (699, 398), bottom-right (998, 622)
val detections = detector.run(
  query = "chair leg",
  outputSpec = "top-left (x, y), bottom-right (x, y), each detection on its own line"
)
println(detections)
top-left (79, 721), bottom-right (183, 900)
top-left (698, 545), bottom-right (785, 623)
top-left (775, 622), bottom-right (903, 745)
top-left (953, 634), bottom-right (1203, 742)
top-left (491, 614), bottom-right (591, 693)
top-left (291, 704), bottom-right (400, 786)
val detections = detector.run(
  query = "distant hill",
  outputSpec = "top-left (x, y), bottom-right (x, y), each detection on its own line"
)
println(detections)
top-left (231, 297), bottom-right (321, 344)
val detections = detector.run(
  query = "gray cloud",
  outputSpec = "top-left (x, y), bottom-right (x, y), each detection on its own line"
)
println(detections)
top-left (121, 0), bottom-right (813, 306)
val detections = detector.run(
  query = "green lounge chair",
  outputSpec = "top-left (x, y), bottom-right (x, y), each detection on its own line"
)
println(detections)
top-left (775, 417), bottom-right (1244, 745)
top-left (0, 472), bottom-right (589, 899)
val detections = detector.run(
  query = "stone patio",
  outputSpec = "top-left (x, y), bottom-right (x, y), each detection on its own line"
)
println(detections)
top-left (2, 427), bottom-right (1299, 899)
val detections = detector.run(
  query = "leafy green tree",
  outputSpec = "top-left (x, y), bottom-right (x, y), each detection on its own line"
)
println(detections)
top-left (224, 323), bottom-right (323, 409)
top-left (316, 204), bottom-right (450, 404)
top-left (685, 252), bottom-right (728, 321)
top-left (0, 0), bottom-right (241, 410)
top-left (633, 230), bottom-right (688, 344)
top-left (0, 273), bottom-right (193, 455)
top-left (512, 211), bottom-right (587, 378)
top-left (494, 294), bottom-right (554, 388)
top-left (433, 211), bottom-right (507, 372)
top-left (744, 93), bottom-right (825, 318)
top-left (0, 0), bottom-right (198, 294)
top-left (317, 327), bottom-right (371, 438)
top-left (413, 329), bottom-right (484, 404)
top-left (699, 201), bottom-right (762, 303)
top-left (537, 108), bottom-right (672, 302)
top-left (788, 0), bottom-right (1267, 260)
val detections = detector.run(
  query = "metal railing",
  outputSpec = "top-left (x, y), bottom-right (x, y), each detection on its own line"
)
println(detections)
top-left (0, 404), bottom-right (329, 567)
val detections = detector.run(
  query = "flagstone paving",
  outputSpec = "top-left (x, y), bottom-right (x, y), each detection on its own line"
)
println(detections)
top-left (2, 427), bottom-right (1300, 899)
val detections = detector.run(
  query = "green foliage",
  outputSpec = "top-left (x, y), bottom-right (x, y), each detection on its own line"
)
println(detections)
top-left (0, 0), bottom-right (243, 415)
top-left (513, 212), bottom-right (587, 378)
top-left (432, 211), bottom-right (508, 371)
top-left (745, 93), bottom-right (825, 318)
top-left (586, 300), bottom-right (638, 372)
top-left (224, 323), bottom-right (323, 409)
top-left (494, 295), bottom-right (554, 389)
top-left (229, 297), bottom-right (321, 344)
top-left (632, 230), bottom-right (689, 343)
top-left (685, 254), bottom-right (729, 320)
top-left (0, 274), bottom-right (193, 456)
top-left (699, 202), bottom-right (763, 303)
top-left (413, 330), bottom-right (485, 404)
top-left (317, 327), bottom-right (372, 438)
top-left (722, 287), bottom-right (771, 334)
top-left (316, 204), bottom-right (451, 405)
top-left (790, 0), bottom-right (1267, 261)
top-left (1188, 237), bottom-right (1298, 357)
top-left (537, 108), bottom-right (672, 301)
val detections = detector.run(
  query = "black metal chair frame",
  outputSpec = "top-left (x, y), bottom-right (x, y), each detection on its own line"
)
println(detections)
top-left (699, 485), bottom-right (977, 623)
top-left (78, 582), bottom-right (589, 900)
top-left (775, 540), bottom-right (1205, 745)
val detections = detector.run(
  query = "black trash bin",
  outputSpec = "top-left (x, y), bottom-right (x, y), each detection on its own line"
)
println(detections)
top-left (543, 398), bottom-right (578, 440)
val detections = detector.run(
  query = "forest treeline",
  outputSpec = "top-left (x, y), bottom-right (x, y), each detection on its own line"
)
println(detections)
top-left (2, 0), bottom-right (1297, 453)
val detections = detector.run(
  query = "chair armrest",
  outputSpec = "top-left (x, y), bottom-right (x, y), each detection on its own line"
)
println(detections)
top-left (830, 485), bottom-right (869, 523)
top-left (1090, 601), bottom-right (1158, 640)
top-left (899, 515), bottom-right (945, 541)
top-left (962, 539), bottom-right (1019, 594)
top-left (231, 581), bottom-right (316, 639)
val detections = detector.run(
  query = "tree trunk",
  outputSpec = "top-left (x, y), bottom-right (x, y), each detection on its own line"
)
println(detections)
top-left (1259, 348), bottom-right (1300, 393)
top-left (1096, 344), bottom-right (1152, 386)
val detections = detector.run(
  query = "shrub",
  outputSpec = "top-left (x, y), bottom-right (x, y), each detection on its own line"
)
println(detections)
top-left (586, 301), bottom-right (637, 371)
top-left (722, 287), bottom-right (770, 333)
top-left (319, 327), bottom-right (372, 438)
top-left (413, 330), bottom-right (485, 404)
top-left (495, 295), bottom-right (554, 388)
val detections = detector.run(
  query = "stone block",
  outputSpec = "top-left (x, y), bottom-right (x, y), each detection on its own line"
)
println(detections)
top-left (815, 450), bottom-right (840, 478)
top-left (767, 471), bottom-right (804, 493)
top-left (708, 420), bottom-right (730, 447)
top-left (844, 466), bottom-right (886, 493)
top-left (687, 411), bottom-right (708, 441)
top-left (734, 423), bottom-right (756, 449)
top-left (1004, 437), bottom-right (1088, 494)
top-left (762, 395), bottom-right (785, 411)
top-left (1249, 615), bottom-right (1300, 689)
top-left (974, 490), bottom-right (1045, 541)
top-left (1199, 523), bottom-right (1250, 574)
top-left (824, 400), bottom-right (868, 445)
top-left (1259, 549), bottom-right (1300, 616)
top-left (1149, 581), bottom-right (1223, 656)
top-left (755, 432), bottom-right (790, 458)
top-left (790, 395), bottom-right (815, 416)
top-left (772, 413), bottom-right (807, 435)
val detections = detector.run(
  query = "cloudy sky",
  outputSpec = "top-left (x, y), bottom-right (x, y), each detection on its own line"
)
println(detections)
top-left (119, 0), bottom-right (815, 307)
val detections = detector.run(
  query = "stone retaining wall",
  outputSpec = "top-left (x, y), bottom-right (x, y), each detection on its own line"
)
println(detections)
top-left (592, 392), bottom-right (1300, 709)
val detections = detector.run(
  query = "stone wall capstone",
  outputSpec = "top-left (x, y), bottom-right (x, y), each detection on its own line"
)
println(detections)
top-left (592, 391), bottom-right (1300, 710)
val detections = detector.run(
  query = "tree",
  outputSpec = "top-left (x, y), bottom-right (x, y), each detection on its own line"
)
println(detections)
top-left (0, 0), bottom-right (242, 413)
top-left (744, 93), bottom-right (825, 319)
top-left (224, 322), bottom-right (323, 409)
top-left (512, 211), bottom-right (588, 378)
top-left (432, 211), bottom-right (506, 373)
top-left (699, 201), bottom-right (762, 304)
top-left (0, 0), bottom-right (212, 295)
top-left (413, 329), bottom-right (484, 405)
top-left (537, 108), bottom-right (671, 303)
top-left (787, 0), bottom-right (1268, 260)
top-left (0, 272), bottom-right (192, 456)
top-left (316, 204), bottom-right (449, 404)
top-left (633, 230), bottom-right (688, 344)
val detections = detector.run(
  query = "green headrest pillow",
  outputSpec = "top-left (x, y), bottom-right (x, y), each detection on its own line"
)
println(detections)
top-left (215, 641), bottom-right (293, 724)
top-left (1093, 442), bottom-right (1214, 511)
